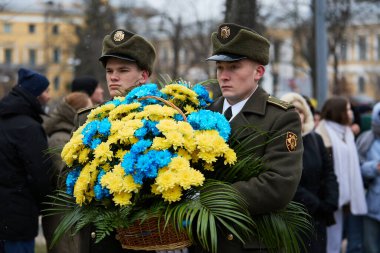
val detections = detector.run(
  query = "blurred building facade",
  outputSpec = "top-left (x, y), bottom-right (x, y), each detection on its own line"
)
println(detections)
top-left (1, 1), bottom-right (378, 103)
top-left (264, 14), bottom-right (380, 102)
top-left (0, 2), bottom-right (81, 98)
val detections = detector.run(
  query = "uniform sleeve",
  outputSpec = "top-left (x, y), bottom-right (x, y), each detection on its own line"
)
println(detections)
top-left (233, 109), bottom-right (303, 215)
top-left (16, 124), bottom-right (53, 205)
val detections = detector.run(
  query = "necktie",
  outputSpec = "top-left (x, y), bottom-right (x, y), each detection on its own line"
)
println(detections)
top-left (224, 106), bottom-right (232, 121)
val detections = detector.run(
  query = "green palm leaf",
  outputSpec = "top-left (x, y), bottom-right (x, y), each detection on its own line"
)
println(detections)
top-left (254, 201), bottom-right (312, 253)
top-left (165, 180), bottom-right (255, 253)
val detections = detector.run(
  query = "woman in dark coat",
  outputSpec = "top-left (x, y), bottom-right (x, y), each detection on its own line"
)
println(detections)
top-left (0, 68), bottom-right (52, 253)
top-left (281, 93), bottom-right (339, 253)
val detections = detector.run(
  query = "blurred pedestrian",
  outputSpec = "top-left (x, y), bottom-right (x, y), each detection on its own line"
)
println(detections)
top-left (281, 92), bottom-right (339, 253)
top-left (42, 92), bottom-right (92, 253)
top-left (71, 76), bottom-right (104, 105)
top-left (315, 96), bottom-right (367, 253)
top-left (356, 102), bottom-right (380, 253)
top-left (0, 68), bottom-right (53, 253)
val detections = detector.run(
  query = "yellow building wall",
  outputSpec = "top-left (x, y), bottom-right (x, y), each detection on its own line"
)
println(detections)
top-left (0, 10), bottom-right (81, 98)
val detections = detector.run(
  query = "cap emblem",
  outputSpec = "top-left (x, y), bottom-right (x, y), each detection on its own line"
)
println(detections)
top-left (113, 30), bottom-right (125, 42)
top-left (220, 26), bottom-right (230, 39)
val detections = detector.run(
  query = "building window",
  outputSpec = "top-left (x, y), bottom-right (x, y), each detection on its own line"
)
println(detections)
top-left (340, 39), bottom-right (347, 61)
top-left (53, 48), bottom-right (60, 63)
top-left (4, 48), bottom-right (12, 64)
top-left (53, 76), bottom-right (60, 91)
top-left (28, 24), bottom-right (35, 33)
top-left (358, 36), bottom-right (367, 61)
top-left (52, 25), bottom-right (59, 34)
top-left (358, 76), bottom-right (365, 93)
top-left (3, 23), bottom-right (11, 33)
top-left (29, 49), bottom-right (36, 66)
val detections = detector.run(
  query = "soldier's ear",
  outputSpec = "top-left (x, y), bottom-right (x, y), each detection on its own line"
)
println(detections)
top-left (140, 70), bottom-right (149, 84)
top-left (254, 65), bottom-right (265, 82)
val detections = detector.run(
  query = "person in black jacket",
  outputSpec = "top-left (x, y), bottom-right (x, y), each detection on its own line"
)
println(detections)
top-left (281, 92), bottom-right (339, 253)
top-left (0, 68), bottom-right (53, 253)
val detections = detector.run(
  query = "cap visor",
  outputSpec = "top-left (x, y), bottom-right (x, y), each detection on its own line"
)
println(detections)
top-left (99, 54), bottom-right (136, 63)
top-left (206, 54), bottom-right (247, 62)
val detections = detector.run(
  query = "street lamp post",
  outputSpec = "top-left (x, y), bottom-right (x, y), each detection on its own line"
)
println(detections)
top-left (315, 0), bottom-right (328, 110)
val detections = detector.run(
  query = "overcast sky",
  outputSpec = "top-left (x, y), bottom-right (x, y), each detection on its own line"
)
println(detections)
top-left (1, 0), bottom-right (225, 23)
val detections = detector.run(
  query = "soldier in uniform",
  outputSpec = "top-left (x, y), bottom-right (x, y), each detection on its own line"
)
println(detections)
top-left (190, 23), bottom-right (304, 253)
top-left (74, 28), bottom-right (156, 253)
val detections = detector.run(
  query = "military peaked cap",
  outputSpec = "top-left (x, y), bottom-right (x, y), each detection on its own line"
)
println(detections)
top-left (99, 29), bottom-right (156, 75)
top-left (207, 23), bottom-right (270, 65)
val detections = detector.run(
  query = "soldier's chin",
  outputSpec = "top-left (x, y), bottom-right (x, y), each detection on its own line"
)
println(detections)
top-left (109, 89), bottom-right (124, 97)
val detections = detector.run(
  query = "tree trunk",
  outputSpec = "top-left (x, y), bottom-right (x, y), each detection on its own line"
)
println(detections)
top-left (224, 0), bottom-right (259, 31)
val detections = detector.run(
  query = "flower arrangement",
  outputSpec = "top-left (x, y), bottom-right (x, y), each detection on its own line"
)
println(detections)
top-left (47, 82), bottom-right (310, 253)
top-left (61, 83), bottom-right (235, 208)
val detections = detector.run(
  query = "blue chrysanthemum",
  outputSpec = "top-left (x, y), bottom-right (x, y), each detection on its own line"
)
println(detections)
top-left (188, 110), bottom-right (231, 141)
top-left (66, 167), bottom-right (81, 195)
top-left (94, 169), bottom-right (110, 200)
top-left (193, 84), bottom-right (213, 107)
top-left (98, 118), bottom-right (111, 136)
top-left (124, 83), bottom-right (167, 106)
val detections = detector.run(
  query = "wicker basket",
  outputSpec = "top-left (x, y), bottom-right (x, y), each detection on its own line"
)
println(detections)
top-left (115, 217), bottom-right (192, 251)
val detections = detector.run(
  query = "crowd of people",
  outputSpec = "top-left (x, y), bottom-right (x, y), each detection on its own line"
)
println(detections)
top-left (0, 22), bottom-right (378, 253)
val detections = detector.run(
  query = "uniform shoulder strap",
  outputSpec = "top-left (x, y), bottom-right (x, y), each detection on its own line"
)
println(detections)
top-left (77, 105), bottom-right (96, 115)
top-left (267, 95), bottom-right (294, 110)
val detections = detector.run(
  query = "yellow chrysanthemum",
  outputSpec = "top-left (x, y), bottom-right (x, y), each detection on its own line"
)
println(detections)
top-left (177, 148), bottom-right (192, 160)
top-left (155, 169), bottom-right (176, 192)
top-left (184, 105), bottom-right (196, 114)
top-left (161, 84), bottom-right (199, 105)
top-left (134, 104), bottom-right (177, 121)
top-left (108, 103), bottom-right (140, 120)
top-left (163, 131), bottom-right (185, 149)
top-left (87, 103), bottom-right (115, 121)
top-left (224, 149), bottom-right (237, 165)
top-left (204, 163), bottom-right (214, 171)
top-left (113, 192), bottom-right (133, 206)
top-left (61, 135), bottom-right (86, 166)
top-left (101, 165), bottom-right (140, 194)
top-left (78, 148), bottom-right (91, 164)
top-left (115, 149), bottom-right (127, 160)
top-left (168, 156), bottom-right (191, 172)
top-left (111, 119), bottom-right (143, 145)
top-left (151, 137), bottom-right (172, 150)
top-left (93, 142), bottom-right (113, 163)
top-left (156, 119), bottom-right (178, 132)
top-left (177, 168), bottom-right (204, 190)
top-left (161, 185), bottom-right (183, 203)
top-left (73, 163), bottom-right (98, 205)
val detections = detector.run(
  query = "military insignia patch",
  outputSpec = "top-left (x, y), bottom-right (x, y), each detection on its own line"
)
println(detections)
top-left (286, 131), bottom-right (297, 152)
top-left (220, 26), bottom-right (230, 39)
top-left (113, 30), bottom-right (125, 42)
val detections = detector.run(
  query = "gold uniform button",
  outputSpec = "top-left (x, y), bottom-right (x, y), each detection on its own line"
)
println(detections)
top-left (91, 232), bottom-right (96, 239)
top-left (227, 234), bottom-right (234, 240)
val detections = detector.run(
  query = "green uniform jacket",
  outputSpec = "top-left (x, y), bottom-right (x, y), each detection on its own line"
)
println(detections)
top-left (192, 86), bottom-right (303, 253)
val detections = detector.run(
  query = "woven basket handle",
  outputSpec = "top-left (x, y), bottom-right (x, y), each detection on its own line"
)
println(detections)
top-left (138, 96), bottom-right (187, 122)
